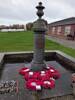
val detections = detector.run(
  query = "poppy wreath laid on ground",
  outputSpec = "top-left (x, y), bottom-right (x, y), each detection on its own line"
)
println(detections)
top-left (41, 79), bottom-right (55, 89)
top-left (24, 71), bottom-right (40, 81)
top-left (38, 71), bottom-right (51, 81)
top-left (19, 67), bottom-right (30, 75)
top-left (46, 67), bottom-right (60, 79)
top-left (19, 65), bottom-right (60, 91)
top-left (25, 79), bottom-right (42, 91)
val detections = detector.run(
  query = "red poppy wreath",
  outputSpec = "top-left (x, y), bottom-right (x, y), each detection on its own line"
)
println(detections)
top-left (19, 65), bottom-right (60, 91)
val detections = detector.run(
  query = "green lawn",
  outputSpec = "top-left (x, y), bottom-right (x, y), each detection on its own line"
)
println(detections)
top-left (0, 31), bottom-right (75, 58)
top-left (0, 31), bottom-right (34, 51)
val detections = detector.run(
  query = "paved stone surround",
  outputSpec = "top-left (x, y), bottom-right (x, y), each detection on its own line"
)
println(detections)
top-left (0, 51), bottom-right (75, 100)
top-left (0, 53), bottom-right (5, 68)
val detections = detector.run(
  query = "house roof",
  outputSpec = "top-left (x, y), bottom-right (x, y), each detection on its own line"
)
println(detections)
top-left (49, 17), bottom-right (75, 27)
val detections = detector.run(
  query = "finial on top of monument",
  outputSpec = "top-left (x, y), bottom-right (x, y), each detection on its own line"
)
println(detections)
top-left (36, 2), bottom-right (45, 19)
top-left (33, 2), bottom-right (47, 32)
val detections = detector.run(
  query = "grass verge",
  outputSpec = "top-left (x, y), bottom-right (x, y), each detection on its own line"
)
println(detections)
top-left (0, 31), bottom-right (75, 58)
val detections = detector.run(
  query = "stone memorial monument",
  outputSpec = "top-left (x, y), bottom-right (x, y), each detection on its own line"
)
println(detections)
top-left (31, 2), bottom-right (47, 71)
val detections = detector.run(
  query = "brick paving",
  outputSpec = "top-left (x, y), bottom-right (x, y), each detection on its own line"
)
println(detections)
top-left (46, 35), bottom-right (75, 49)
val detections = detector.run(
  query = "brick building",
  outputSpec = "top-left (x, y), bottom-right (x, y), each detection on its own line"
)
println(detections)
top-left (48, 17), bottom-right (75, 39)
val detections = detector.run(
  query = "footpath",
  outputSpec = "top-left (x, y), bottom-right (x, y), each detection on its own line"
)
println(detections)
top-left (46, 35), bottom-right (75, 49)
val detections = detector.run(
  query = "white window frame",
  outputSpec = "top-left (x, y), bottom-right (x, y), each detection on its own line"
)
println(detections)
top-left (52, 27), bottom-right (55, 34)
top-left (57, 26), bottom-right (61, 35)
top-left (65, 26), bottom-right (71, 36)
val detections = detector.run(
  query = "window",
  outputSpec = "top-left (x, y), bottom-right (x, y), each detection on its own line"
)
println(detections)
top-left (52, 27), bottom-right (55, 34)
top-left (65, 26), bottom-right (71, 36)
top-left (57, 26), bottom-right (61, 35)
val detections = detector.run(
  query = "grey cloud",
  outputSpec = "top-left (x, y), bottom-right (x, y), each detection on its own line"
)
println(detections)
top-left (0, 0), bottom-right (75, 24)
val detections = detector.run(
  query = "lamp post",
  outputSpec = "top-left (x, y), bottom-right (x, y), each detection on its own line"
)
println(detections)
top-left (31, 2), bottom-right (47, 71)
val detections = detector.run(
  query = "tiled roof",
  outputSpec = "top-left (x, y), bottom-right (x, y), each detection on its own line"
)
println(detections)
top-left (49, 17), bottom-right (75, 26)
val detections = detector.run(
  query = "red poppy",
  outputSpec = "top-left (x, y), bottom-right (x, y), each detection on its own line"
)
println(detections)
top-left (52, 70), bottom-right (60, 79)
top-left (37, 71), bottom-right (50, 80)
top-left (19, 67), bottom-right (30, 75)
top-left (41, 79), bottom-right (55, 89)
top-left (26, 79), bottom-right (42, 91)
top-left (46, 68), bottom-right (60, 79)
top-left (24, 71), bottom-right (40, 81)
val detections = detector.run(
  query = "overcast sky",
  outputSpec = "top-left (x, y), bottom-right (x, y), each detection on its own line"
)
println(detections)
top-left (0, 0), bottom-right (75, 25)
